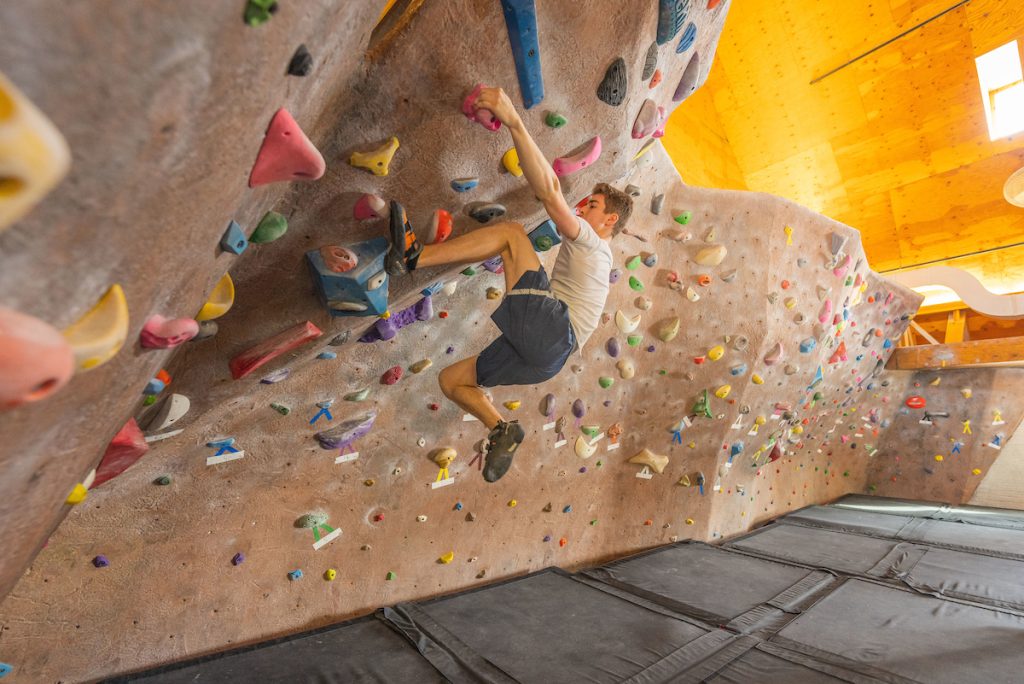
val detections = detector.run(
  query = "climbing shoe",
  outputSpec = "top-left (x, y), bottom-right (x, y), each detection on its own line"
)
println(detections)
top-left (483, 420), bottom-right (525, 483)
top-left (386, 200), bottom-right (423, 276)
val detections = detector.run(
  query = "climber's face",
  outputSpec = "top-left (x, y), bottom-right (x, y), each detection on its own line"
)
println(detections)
top-left (576, 193), bottom-right (619, 232)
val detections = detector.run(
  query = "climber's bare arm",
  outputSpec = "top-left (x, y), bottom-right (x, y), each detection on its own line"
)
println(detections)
top-left (474, 87), bottom-right (581, 242)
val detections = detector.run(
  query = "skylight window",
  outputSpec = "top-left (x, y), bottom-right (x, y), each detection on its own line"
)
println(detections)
top-left (975, 40), bottom-right (1024, 140)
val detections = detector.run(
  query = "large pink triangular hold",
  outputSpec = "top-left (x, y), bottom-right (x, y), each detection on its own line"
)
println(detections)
top-left (248, 108), bottom-right (326, 187)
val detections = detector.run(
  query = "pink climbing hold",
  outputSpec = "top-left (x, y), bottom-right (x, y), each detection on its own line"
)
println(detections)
top-left (553, 137), bottom-right (602, 177)
top-left (461, 84), bottom-right (501, 132)
top-left (431, 209), bottom-right (453, 244)
top-left (764, 342), bottom-right (784, 366)
top-left (140, 315), bottom-right (199, 349)
top-left (818, 299), bottom-right (832, 324)
top-left (247, 108), bottom-right (326, 187)
top-left (92, 418), bottom-right (150, 488)
top-left (381, 365), bottom-right (403, 385)
top-left (319, 245), bottom-right (359, 273)
top-left (652, 107), bottom-right (667, 138)
top-left (833, 254), bottom-right (852, 278)
top-left (229, 321), bottom-right (323, 380)
top-left (354, 193), bottom-right (388, 220)
top-left (0, 306), bottom-right (74, 410)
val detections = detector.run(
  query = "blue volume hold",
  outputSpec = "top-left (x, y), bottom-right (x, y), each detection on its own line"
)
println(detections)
top-left (501, 0), bottom-right (544, 109)
top-left (657, 0), bottom-right (691, 45)
top-left (676, 22), bottom-right (697, 54)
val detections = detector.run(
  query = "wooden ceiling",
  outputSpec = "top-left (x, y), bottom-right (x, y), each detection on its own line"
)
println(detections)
top-left (665, 0), bottom-right (1024, 295)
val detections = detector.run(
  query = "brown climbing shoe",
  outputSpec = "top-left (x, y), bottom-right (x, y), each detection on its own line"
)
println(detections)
top-left (386, 200), bottom-right (423, 276)
top-left (483, 420), bottom-right (525, 483)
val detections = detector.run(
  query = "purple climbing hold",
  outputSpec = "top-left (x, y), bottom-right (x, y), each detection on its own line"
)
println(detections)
top-left (542, 393), bottom-right (556, 417)
top-left (358, 296), bottom-right (432, 343)
top-left (232, 552), bottom-right (245, 566)
top-left (606, 338), bottom-right (620, 358)
top-left (543, 535), bottom-right (552, 542)
top-left (579, 466), bottom-right (587, 473)
top-left (314, 409), bottom-right (378, 450)
top-left (603, 400), bottom-right (612, 407)
top-left (260, 368), bottom-right (291, 384)
top-left (446, 346), bottom-right (455, 354)
top-left (482, 256), bottom-right (504, 273)
top-left (572, 399), bottom-right (585, 419)
top-left (609, 268), bottom-right (622, 284)
top-left (647, 345), bottom-right (656, 352)
top-left (92, 555), bottom-right (109, 568)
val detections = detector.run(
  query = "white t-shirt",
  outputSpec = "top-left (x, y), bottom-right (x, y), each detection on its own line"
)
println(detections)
top-left (549, 217), bottom-right (612, 353)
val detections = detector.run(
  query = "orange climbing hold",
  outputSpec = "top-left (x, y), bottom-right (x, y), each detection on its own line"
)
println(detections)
top-left (248, 108), bottom-right (326, 187)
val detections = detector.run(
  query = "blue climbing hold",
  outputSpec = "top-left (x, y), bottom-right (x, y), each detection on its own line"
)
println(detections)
top-left (657, 0), bottom-right (690, 45)
top-left (563, 505), bottom-right (572, 513)
top-left (500, 0), bottom-right (544, 109)
top-left (221, 220), bottom-right (249, 255)
top-left (882, 338), bottom-right (893, 349)
top-left (730, 442), bottom-right (744, 457)
top-left (454, 502), bottom-right (463, 511)
top-left (421, 281), bottom-right (445, 297)
top-left (0, 663), bottom-right (12, 678)
top-left (676, 22), bottom-right (697, 53)
top-left (450, 177), bottom-right (479, 192)
top-left (800, 337), bottom-right (817, 353)
top-left (528, 219), bottom-right (562, 252)
top-left (288, 569), bottom-right (303, 581)
top-left (730, 363), bottom-right (748, 376)
top-left (232, 552), bottom-right (245, 566)
top-left (317, 350), bottom-right (337, 360)
top-left (143, 378), bottom-right (165, 395)
top-left (206, 436), bottom-right (236, 448)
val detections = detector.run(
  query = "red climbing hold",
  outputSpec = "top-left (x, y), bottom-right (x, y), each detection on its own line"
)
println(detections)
top-left (92, 419), bottom-right (149, 488)
top-left (439, 311), bottom-right (449, 319)
top-left (229, 321), bottom-right (323, 379)
top-left (905, 395), bottom-right (926, 409)
top-left (768, 443), bottom-right (783, 462)
top-left (431, 209), bottom-right (453, 243)
top-left (381, 365), bottom-right (403, 385)
top-left (248, 108), bottom-right (326, 187)
top-left (649, 69), bottom-right (662, 88)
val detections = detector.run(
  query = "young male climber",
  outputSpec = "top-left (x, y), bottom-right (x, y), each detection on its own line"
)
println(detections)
top-left (385, 86), bottom-right (632, 483)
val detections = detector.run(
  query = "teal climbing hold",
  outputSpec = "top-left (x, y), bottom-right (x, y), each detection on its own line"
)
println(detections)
top-left (220, 220), bottom-right (248, 255)
top-left (288, 569), bottom-right (303, 581)
top-left (250, 211), bottom-right (288, 243)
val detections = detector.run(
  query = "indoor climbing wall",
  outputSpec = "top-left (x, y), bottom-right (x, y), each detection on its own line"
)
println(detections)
top-left (866, 366), bottom-right (1024, 504)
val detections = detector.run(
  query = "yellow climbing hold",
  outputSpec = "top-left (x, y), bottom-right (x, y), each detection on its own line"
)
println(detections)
top-left (508, 499), bottom-right (517, 507)
top-left (439, 551), bottom-right (455, 564)
top-left (324, 568), bottom-right (337, 581)
top-left (784, 226), bottom-right (793, 245)
top-left (678, 474), bottom-right (691, 487)
top-left (504, 400), bottom-right (521, 410)
top-left (632, 138), bottom-right (657, 161)
top-left (792, 425), bottom-right (804, 434)
top-left (63, 284), bottom-right (129, 371)
top-left (934, 455), bottom-right (944, 462)
top-left (349, 136), bottom-right (399, 176)
top-left (685, 518), bottom-right (694, 525)
top-left (487, 287), bottom-right (503, 300)
top-left (715, 384), bottom-right (731, 399)
top-left (972, 468), bottom-right (982, 475)
top-left (502, 147), bottom-right (523, 177)
top-left (707, 345), bottom-right (724, 361)
top-left (196, 273), bottom-right (235, 322)
top-left (751, 374), bottom-right (764, 385)
top-left (380, 310), bottom-right (391, 319)
top-left (755, 415), bottom-right (766, 426)
top-left (65, 483), bottom-right (88, 505)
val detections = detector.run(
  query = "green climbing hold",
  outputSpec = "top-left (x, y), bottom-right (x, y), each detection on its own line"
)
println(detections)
top-left (599, 376), bottom-right (614, 389)
top-left (345, 387), bottom-right (370, 402)
top-left (625, 255), bottom-right (642, 270)
top-left (462, 266), bottom-right (477, 276)
top-left (545, 112), bottom-right (568, 128)
top-left (295, 513), bottom-right (328, 529)
top-left (845, 275), bottom-right (853, 286)
top-left (674, 211), bottom-right (692, 225)
top-left (250, 211), bottom-right (288, 243)
top-left (535, 236), bottom-right (554, 251)
top-left (628, 276), bottom-right (644, 291)
top-left (596, 460), bottom-right (603, 467)
top-left (386, 571), bottom-right (396, 580)
top-left (659, 369), bottom-right (667, 375)
top-left (868, 484), bottom-right (877, 492)
top-left (270, 402), bottom-right (290, 416)
top-left (693, 389), bottom-right (713, 419)
top-left (843, 471), bottom-right (850, 477)
top-left (627, 334), bottom-right (643, 347)
top-left (154, 475), bottom-right (171, 486)
top-left (581, 425), bottom-right (601, 438)
top-left (589, 519), bottom-right (598, 526)
top-left (244, 0), bottom-right (278, 26)
top-left (143, 395), bottom-right (157, 406)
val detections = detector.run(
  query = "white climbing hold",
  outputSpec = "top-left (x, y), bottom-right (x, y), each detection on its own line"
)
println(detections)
top-left (442, 280), bottom-right (458, 296)
top-left (635, 296), bottom-right (652, 311)
top-left (148, 393), bottom-right (190, 432)
top-left (686, 287), bottom-right (700, 302)
top-left (615, 310), bottom-right (641, 333)
top-left (658, 317), bottom-right (680, 342)
top-left (575, 435), bottom-right (597, 459)
top-left (616, 359), bottom-right (635, 380)
top-left (694, 244), bottom-right (727, 267)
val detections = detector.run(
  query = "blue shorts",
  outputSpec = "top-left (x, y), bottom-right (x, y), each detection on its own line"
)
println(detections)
top-left (476, 267), bottom-right (575, 388)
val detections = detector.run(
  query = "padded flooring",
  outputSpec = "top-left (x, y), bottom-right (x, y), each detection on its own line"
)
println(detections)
top-left (112, 495), bottom-right (1024, 683)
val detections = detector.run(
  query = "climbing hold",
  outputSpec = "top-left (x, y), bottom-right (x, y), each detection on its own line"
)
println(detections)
top-left (697, 274), bottom-right (712, 287)
top-left (243, 0), bottom-right (277, 26)
top-left (828, 341), bottom-right (847, 364)
top-left (559, 538), bottom-right (568, 547)
top-left (694, 244), bottom-right (727, 266)
top-left (784, 297), bottom-right (796, 309)
top-left (504, 400), bottom-right (521, 410)
top-left (439, 552), bottom-right (455, 564)
top-left (707, 345), bottom-right (724, 361)
top-left (751, 374), bottom-right (764, 385)
top-left (466, 512), bottom-right (477, 522)
top-left (606, 338), bottom-right (621, 358)
top-left (649, 69), bottom-right (663, 89)
top-left (0, 307), bottom-right (75, 410)
top-left (317, 350), bottom-right (337, 360)
top-left (323, 568), bottom-right (337, 581)
top-left (615, 310), bottom-right (641, 333)
top-left (626, 255), bottom-right (642, 270)
top-left (502, 147), bottom-right (523, 176)
top-left (674, 211), bottom-right (693, 225)
top-left (972, 468), bottom-right (982, 475)
top-left (715, 385), bottom-right (731, 399)
top-left (288, 570), bottom-right (303, 581)
top-left (651, 194), bottom-right (665, 215)
top-left (353, 194), bottom-right (388, 221)
top-left (617, 359), bottom-right (635, 379)
top-left (63, 284), bottom-right (129, 372)
top-left (249, 109), bottom-right (325, 187)
top-left (230, 321), bottom-right (323, 380)
top-left (426, 209), bottom-right (453, 244)
top-left (720, 269), bottom-right (737, 284)
top-left (643, 252), bottom-right (658, 268)
top-left (657, 0), bottom-right (690, 44)
top-left (146, 394), bottom-right (190, 430)
top-left (386, 571), bottom-right (396, 580)
top-left (358, 296), bottom-right (432, 342)
top-left (196, 273), bottom-right (235, 322)
top-left (935, 455), bottom-right (944, 462)
top-left (154, 475), bottom-right (171, 486)
top-left (642, 41), bottom-right (660, 81)
top-left (409, 359), bottom-right (433, 374)
top-left (799, 337), bottom-right (816, 353)
top-left (92, 555), bottom-right (109, 568)
top-left (764, 342), bottom-right (784, 366)
top-left (784, 364), bottom-right (799, 375)
top-left (544, 110), bottom-right (569, 128)
top-left (219, 220), bottom-right (249, 255)
top-left (609, 268), bottom-right (622, 284)
top-left (630, 448), bottom-right (669, 473)
top-left (508, 499), bottom-right (518, 508)
top-left (658, 317), bottom-right (680, 342)
top-left (599, 376), bottom-right (614, 389)
top-left (626, 184), bottom-right (642, 197)
top-left (270, 402), bottom-right (290, 416)
top-left (287, 44), bottom-right (313, 76)
top-left (349, 137), bottom-right (400, 176)
top-left (627, 334), bottom-right (643, 347)
top-left (632, 99), bottom-right (662, 138)
top-left (905, 395), bottom-right (926, 409)
top-left (466, 202), bottom-right (507, 223)
top-left (635, 296), bottom-right (652, 310)
top-left (314, 410), bottom-right (377, 451)
top-left (232, 552), bottom-right (245, 566)
top-left (486, 287), bottom-right (503, 300)
top-left (296, 513), bottom-right (328, 529)
top-left (818, 299), bottom-right (833, 324)
top-left (574, 435), bottom-right (597, 459)
top-left (249, 211), bottom-right (288, 244)
top-left (672, 51), bottom-right (702, 102)
top-left (65, 483), bottom-right (88, 505)
top-left (676, 22), bottom-right (697, 53)
top-left (462, 83), bottom-right (501, 131)
top-left (344, 387), bottom-right (370, 402)
top-left (628, 276), bottom-right (644, 292)
top-left (450, 177), bottom-right (480, 194)
top-left (597, 57), bottom-right (628, 106)
top-left (553, 135), bottom-right (604, 178)
top-left (686, 287), bottom-right (700, 302)
top-left (416, 515), bottom-right (428, 523)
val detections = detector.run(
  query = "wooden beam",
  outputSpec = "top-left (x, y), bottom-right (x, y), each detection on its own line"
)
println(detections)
top-left (886, 336), bottom-right (1024, 370)
top-left (909, 320), bottom-right (940, 345)
top-left (945, 309), bottom-right (967, 343)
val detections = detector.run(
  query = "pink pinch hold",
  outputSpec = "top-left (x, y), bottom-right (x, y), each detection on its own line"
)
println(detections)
top-left (320, 245), bottom-right (359, 273)
top-left (833, 253), bottom-right (852, 278)
top-left (553, 136), bottom-right (602, 178)
top-left (0, 306), bottom-right (74, 410)
top-left (354, 193), bottom-right (388, 221)
top-left (248, 108), bottom-right (326, 187)
top-left (461, 84), bottom-right (501, 132)
top-left (140, 315), bottom-right (199, 349)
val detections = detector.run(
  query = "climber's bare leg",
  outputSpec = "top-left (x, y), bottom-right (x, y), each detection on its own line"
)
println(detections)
top-left (417, 221), bottom-right (541, 293)
top-left (438, 356), bottom-right (502, 430)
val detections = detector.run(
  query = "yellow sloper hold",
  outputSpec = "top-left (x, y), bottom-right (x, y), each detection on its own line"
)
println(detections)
top-left (196, 273), bottom-right (235, 322)
top-left (715, 385), bottom-right (731, 399)
top-left (65, 483), bottom-right (88, 505)
top-left (503, 400), bottom-right (521, 410)
top-left (0, 71), bottom-right (72, 233)
top-left (502, 147), bottom-right (523, 177)
top-left (349, 137), bottom-right (399, 177)
top-left (63, 284), bottom-right (129, 371)
top-left (632, 138), bottom-right (657, 161)
top-left (972, 468), bottom-right (982, 475)
top-left (439, 551), bottom-right (454, 564)
top-left (707, 345), bottom-right (724, 361)
top-left (751, 374), bottom-right (764, 385)
top-left (629, 447), bottom-right (669, 474)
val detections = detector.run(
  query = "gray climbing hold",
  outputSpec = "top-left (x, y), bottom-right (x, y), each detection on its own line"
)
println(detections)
top-left (296, 513), bottom-right (327, 528)
top-left (642, 41), bottom-right (659, 80)
top-left (287, 44), bottom-right (313, 76)
top-left (597, 57), bottom-right (628, 106)
top-left (328, 331), bottom-right (350, 346)
top-left (651, 193), bottom-right (664, 215)
top-left (721, 269), bottom-right (738, 283)
top-left (625, 184), bottom-right (641, 197)
top-left (193, 320), bottom-right (218, 340)
top-left (466, 203), bottom-right (507, 223)
top-left (344, 387), bottom-right (370, 402)
top-left (672, 51), bottom-right (701, 102)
